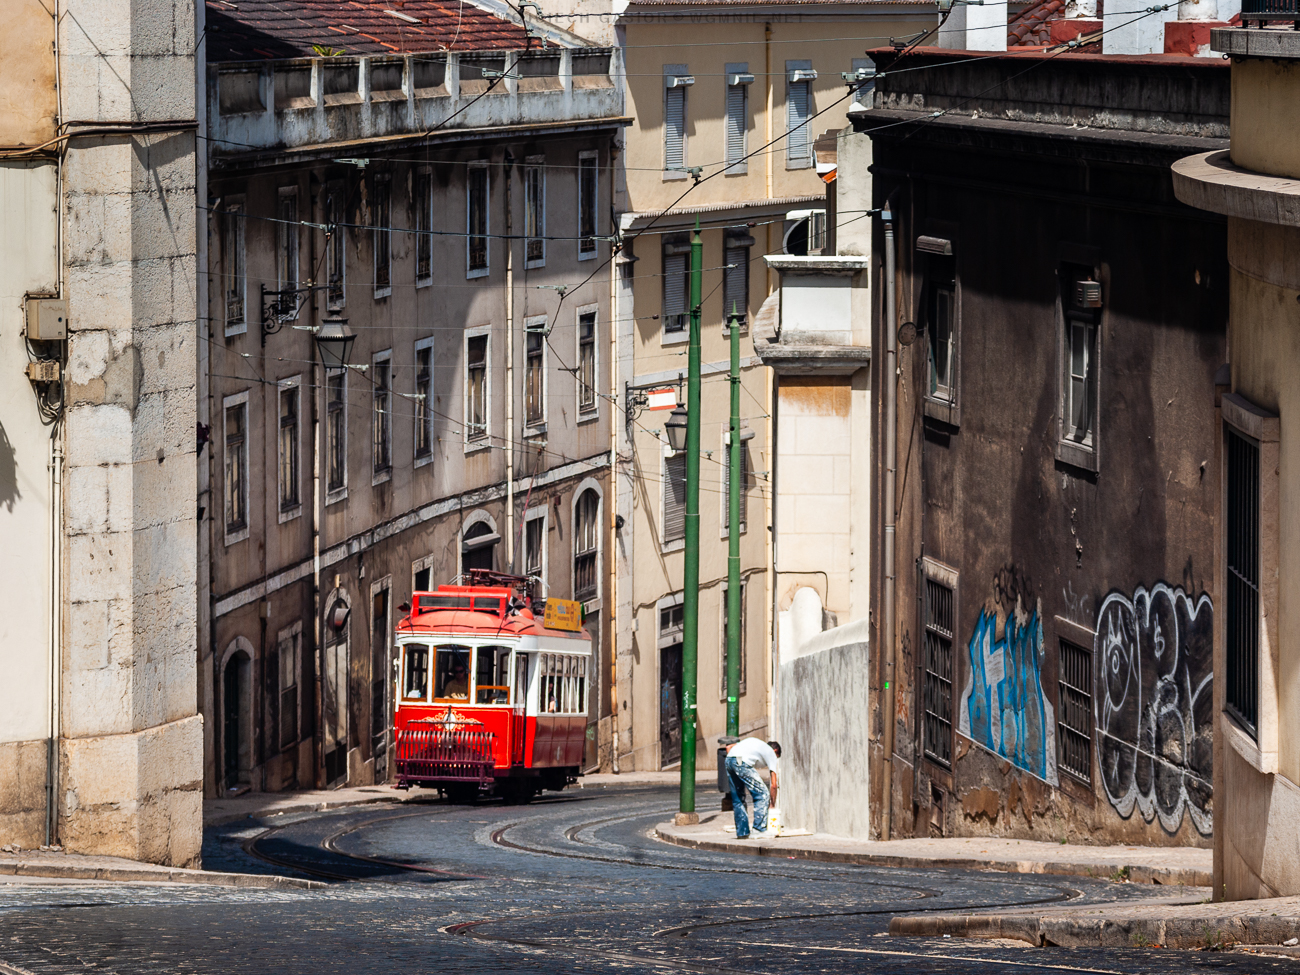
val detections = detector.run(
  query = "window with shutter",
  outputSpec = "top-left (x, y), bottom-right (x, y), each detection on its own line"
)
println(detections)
top-left (787, 80), bottom-right (810, 163)
top-left (663, 451), bottom-right (687, 543)
top-left (725, 83), bottom-right (746, 168)
top-left (665, 86), bottom-right (686, 171)
top-left (723, 245), bottom-right (749, 327)
top-left (723, 437), bottom-right (747, 534)
top-left (662, 251), bottom-right (688, 333)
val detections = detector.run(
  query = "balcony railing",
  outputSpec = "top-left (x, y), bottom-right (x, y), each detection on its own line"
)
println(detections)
top-left (1240, 0), bottom-right (1300, 22)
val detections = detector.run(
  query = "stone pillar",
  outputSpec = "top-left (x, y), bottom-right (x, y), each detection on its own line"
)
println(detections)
top-left (57, 0), bottom-right (202, 867)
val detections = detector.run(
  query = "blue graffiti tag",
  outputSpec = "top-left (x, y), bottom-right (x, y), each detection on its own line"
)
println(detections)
top-left (958, 604), bottom-right (1059, 786)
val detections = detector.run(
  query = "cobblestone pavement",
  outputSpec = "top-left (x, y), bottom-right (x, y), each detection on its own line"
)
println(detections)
top-left (0, 784), bottom-right (1295, 974)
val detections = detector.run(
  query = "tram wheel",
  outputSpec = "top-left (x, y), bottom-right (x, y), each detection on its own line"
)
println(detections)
top-left (445, 784), bottom-right (480, 805)
top-left (500, 781), bottom-right (536, 805)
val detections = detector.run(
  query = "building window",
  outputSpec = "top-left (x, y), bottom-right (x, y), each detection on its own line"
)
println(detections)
top-left (467, 163), bottom-right (489, 277)
top-left (579, 151), bottom-right (598, 259)
top-left (466, 333), bottom-right (488, 442)
top-left (1058, 263), bottom-right (1101, 470)
top-left (574, 488), bottom-right (599, 601)
top-left (373, 352), bottom-right (392, 477)
top-left (663, 66), bottom-right (691, 174)
top-left (277, 626), bottom-right (300, 751)
top-left (524, 509), bottom-right (546, 589)
top-left (415, 170), bottom-right (433, 286)
top-left (924, 250), bottom-right (957, 405)
top-left (277, 188), bottom-right (299, 295)
top-left (525, 323), bottom-right (545, 429)
top-left (723, 231), bottom-right (752, 328)
top-left (786, 61), bottom-right (816, 167)
top-left (722, 429), bottom-right (748, 535)
top-left (524, 159), bottom-right (545, 267)
top-left (922, 577), bottom-right (954, 769)
top-left (720, 579), bottom-right (747, 698)
top-left (1226, 428), bottom-right (1260, 737)
top-left (662, 237), bottom-right (690, 336)
top-left (663, 449), bottom-right (686, 544)
top-left (1057, 638), bottom-right (1093, 783)
top-left (414, 339), bottom-right (434, 464)
top-left (327, 370), bottom-right (347, 496)
top-left (578, 311), bottom-right (597, 415)
top-left (373, 175), bottom-right (392, 297)
top-left (223, 198), bottom-right (246, 334)
top-left (325, 181), bottom-right (346, 309)
top-left (278, 382), bottom-right (300, 513)
top-left (224, 395), bottom-right (248, 539)
top-left (724, 64), bottom-right (751, 170)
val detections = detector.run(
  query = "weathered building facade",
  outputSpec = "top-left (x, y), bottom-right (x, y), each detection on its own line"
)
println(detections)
top-left (0, 0), bottom-right (202, 864)
top-left (199, 1), bottom-right (625, 794)
top-left (1175, 24), bottom-right (1300, 899)
top-left (859, 50), bottom-right (1229, 845)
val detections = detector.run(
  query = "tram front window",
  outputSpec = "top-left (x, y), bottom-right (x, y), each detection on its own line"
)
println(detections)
top-left (433, 645), bottom-right (472, 702)
top-left (403, 643), bottom-right (430, 702)
top-left (476, 645), bottom-right (512, 704)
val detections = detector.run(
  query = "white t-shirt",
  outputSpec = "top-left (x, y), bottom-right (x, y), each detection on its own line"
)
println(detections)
top-left (729, 738), bottom-right (779, 774)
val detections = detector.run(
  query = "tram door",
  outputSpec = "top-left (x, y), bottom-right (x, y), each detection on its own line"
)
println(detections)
top-left (659, 602), bottom-right (684, 767)
top-left (511, 652), bottom-right (528, 764)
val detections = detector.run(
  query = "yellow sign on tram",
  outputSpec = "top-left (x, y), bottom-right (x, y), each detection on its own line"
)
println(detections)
top-left (543, 597), bottom-right (583, 632)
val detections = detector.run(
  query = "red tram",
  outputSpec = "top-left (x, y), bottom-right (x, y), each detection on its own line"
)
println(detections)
top-left (392, 571), bottom-right (590, 802)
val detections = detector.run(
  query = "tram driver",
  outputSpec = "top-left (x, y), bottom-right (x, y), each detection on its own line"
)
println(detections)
top-left (443, 661), bottom-right (470, 700)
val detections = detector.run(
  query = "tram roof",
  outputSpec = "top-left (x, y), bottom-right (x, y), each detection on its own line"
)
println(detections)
top-left (395, 584), bottom-right (590, 643)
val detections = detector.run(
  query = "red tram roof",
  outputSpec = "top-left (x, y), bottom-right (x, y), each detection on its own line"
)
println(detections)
top-left (396, 584), bottom-right (590, 641)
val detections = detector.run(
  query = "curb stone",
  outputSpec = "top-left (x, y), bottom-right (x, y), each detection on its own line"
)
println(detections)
top-left (889, 913), bottom-right (1300, 948)
top-left (652, 826), bottom-right (1211, 886)
top-left (0, 858), bottom-right (323, 890)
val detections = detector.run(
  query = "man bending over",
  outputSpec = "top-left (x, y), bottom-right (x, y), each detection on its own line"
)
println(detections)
top-left (724, 738), bottom-right (781, 839)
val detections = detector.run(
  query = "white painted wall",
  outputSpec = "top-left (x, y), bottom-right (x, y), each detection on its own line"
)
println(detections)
top-left (938, 2), bottom-right (1008, 51)
top-left (0, 162), bottom-right (58, 747)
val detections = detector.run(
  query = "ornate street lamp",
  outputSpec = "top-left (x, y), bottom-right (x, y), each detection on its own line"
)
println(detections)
top-left (664, 403), bottom-right (689, 452)
top-left (314, 314), bottom-right (356, 370)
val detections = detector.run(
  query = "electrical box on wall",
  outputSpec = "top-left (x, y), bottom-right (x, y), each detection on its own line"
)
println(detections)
top-left (25, 297), bottom-right (67, 341)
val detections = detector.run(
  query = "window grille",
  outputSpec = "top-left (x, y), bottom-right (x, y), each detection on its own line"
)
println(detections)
top-left (225, 401), bottom-right (247, 533)
top-left (574, 489), bottom-right (599, 600)
top-left (723, 436), bottom-right (748, 533)
top-left (579, 154), bottom-right (598, 256)
top-left (662, 250), bottom-right (688, 333)
top-left (922, 578), bottom-right (954, 768)
top-left (525, 328), bottom-right (544, 426)
top-left (373, 356), bottom-right (392, 474)
top-left (327, 371), bottom-right (346, 492)
top-left (224, 202), bottom-right (246, 329)
top-left (325, 183), bottom-right (345, 308)
top-left (1057, 639), bottom-right (1092, 782)
top-left (415, 344), bottom-right (433, 459)
top-left (278, 385), bottom-right (299, 510)
top-left (466, 335), bottom-right (488, 441)
top-left (415, 171), bottom-right (432, 283)
top-left (524, 163), bottom-right (545, 265)
top-left (373, 176), bottom-right (391, 293)
top-left (725, 82), bottom-right (747, 167)
top-left (663, 451), bottom-right (686, 543)
top-left (1226, 428), bottom-right (1260, 736)
top-left (277, 189), bottom-right (299, 294)
top-left (578, 312), bottom-right (597, 413)
top-left (1062, 264), bottom-right (1100, 448)
top-left (525, 515), bottom-right (544, 579)
top-left (724, 243), bottom-right (749, 327)
top-left (467, 165), bottom-right (489, 272)
top-left (664, 86), bottom-right (686, 170)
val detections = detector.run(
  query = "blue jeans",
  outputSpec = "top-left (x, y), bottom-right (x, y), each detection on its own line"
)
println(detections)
top-left (726, 755), bottom-right (769, 839)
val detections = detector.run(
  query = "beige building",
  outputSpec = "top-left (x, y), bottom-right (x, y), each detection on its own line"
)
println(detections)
top-left (0, 0), bottom-right (201, 864)
top-left (199, 1), bottom-right (626, 793)
top-left (609, 0), bottom-right (931, 773)
top-left (1174, 24), bottom-right (1300, 900)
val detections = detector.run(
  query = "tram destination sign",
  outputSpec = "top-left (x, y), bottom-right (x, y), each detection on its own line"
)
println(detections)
top-left (543, 597), bottom-right (584, 632)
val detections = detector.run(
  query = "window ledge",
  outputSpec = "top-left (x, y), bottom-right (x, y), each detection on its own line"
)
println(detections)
top-left (923, 396), bottom-right (959, 428)
top-left (466, 267), bottom-right (489, 280)
top-left (414, 452), bottom-right (434, 469)
top-left (661, 331), bottom-right (689, 346)
top-left (464, 439), bottom-right (492, 455)
top-left (577, 410), bottom-right (600, 425)
top-left (224, 526), bottom-right (250, 547)
top-left (525, 422), bottom-right (548, 438)
top-left (326, 488), bottom-right (348, 506)
top-left (277, 505), bottom-right (303, 526)
top-left (525, 258), bottom-right (546, 270)
top-left (663, 170), bottom-right (689, 181)
top-left (372, 468), bottom-right (392, 487)
top-left (416, 276), bottom-right (433, 289)
top-left (579, 249), bottom-right (597, 262)
top-left (661, 537), bottom-right (685, 553)
top-left (1056, 438), bottom-right (1098, 473)
top-left (224, 322), bottom-right (248, 338)
top-left (1224, 712), bottom-right (1277, 774)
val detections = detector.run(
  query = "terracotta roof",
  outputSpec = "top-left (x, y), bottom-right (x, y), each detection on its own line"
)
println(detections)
top-left (205, 0), bottom-right (531, 62)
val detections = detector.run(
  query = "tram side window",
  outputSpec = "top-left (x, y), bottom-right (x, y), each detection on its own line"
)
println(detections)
top-left (433, 645), bottom-right (472, 702)
top-left (476, 645), bottom-right (512, 704)
top-left (403, 643), bottom-right (430, 701)
top-left (576, 656), bottom-right (587, 714)
top-left (539, 654), bottom-right (587, 714)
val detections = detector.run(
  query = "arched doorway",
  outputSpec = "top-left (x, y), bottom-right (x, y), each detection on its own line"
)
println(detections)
top-left (461, 518), bottom-right (499, 574)
top-left (221, 643), bottom-right (252, 791)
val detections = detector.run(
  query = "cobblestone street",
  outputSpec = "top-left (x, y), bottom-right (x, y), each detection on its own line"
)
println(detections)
top-left (0, 785), bottom-right (1293, 974)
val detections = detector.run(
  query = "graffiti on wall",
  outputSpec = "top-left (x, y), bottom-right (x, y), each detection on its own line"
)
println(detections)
top-left (1095, 584), bottom-right (1213, 835)
top-left (958, 600), bottom-right (1060, 787)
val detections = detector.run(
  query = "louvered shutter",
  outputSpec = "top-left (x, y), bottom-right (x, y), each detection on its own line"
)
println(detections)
top-left (726, 84), bottom-right (746, 166)
top-left (787, 81), bottom-right (809, 162)
top-left (723, 245), bottom-right (748, 325)
top-left (664, 452), bottom-right (687, 542)
top-left (665, 87), bottom-right (686, 170)
top-left (724, 443), bottom-right (748, 532)
top-left (662, 252), bottom-right (687, 332)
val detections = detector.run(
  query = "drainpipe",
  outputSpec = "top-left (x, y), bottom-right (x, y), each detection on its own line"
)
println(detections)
top-left (880, 207), bottom-right (898, 842)
top-left (46, 0), bottom-right (64, 848)
top-left (505, 150), bottom-right (515, 571)
top-left (609, 141), bottom-right (620, 774)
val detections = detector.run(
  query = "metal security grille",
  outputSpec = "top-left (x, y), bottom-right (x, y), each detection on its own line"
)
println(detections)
top-left (1226, 428), bottom-right (1260, 737)
top-left (1057, 639), bottom-right (1092, 782)
top-left (922, 579), bottom-right (954, 768)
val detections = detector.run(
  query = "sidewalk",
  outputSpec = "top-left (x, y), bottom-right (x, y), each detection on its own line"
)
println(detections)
top-left (0, 848), bottom-right (321, 889)
top-left (655, 810), bottom-right (1212, 886)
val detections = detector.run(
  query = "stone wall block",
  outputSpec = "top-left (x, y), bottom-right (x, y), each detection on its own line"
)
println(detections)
top-left (132, 590), bottom-right (197, 726)
top-left (130, 389), bottom-right (195, 467)
top-left (127, 257), bottom-right (180, 329)
top-left (0, 739), bottom-right (48, 849)
top-left (129, 189), bottom-right (196, 264)
top-left (125, 57), bottom-right (197, 120)
top-left (63, 140), bottom-right (134, 191)
top-left (64, 403), bottom-right (133, 469)
top-left (63, 191), bottom-right (113, 265)
top-left (65, 263), bottom-right (133, 333)
top-left (58, 57), bottom-right (136, 122)
top-left (67, 531), bottom-right (133, 604)
top-left (133, 321), bottom-right (194, 398)
top-left (60, 2), bottom-right (133, 58)
top-left (64, 464), bottom-right (110, 535)
top-left (131, 520), bottom-right (196, 595)
top-left (65, 330), bottom-right (112, 385)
